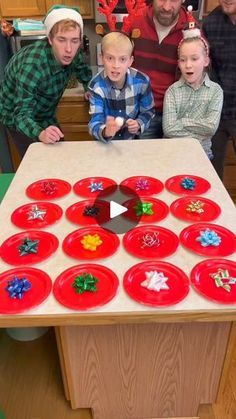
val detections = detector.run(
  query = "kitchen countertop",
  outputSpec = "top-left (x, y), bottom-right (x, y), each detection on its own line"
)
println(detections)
top-left (0, 138), bottom-right (236, 326)
top-left (0, 140), bottom-right (234, 419)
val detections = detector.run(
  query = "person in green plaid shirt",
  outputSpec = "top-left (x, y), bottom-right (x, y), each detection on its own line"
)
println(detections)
top-left (0, 5), bottom-right (92, 158)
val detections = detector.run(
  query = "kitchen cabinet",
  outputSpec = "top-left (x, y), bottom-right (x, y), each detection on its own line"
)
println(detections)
top-left (46, 0), bottom-right (94, 19)
top-left (203, 0), bottom-right (218, 14)
top-left (0, 0), bottom-right (46, 18)
top-left (56, 91), bottom-right (92, 142)
top-left (7, 91), bottom-right (92, 171)
top-left (0, 0), bottom-right (94, 19)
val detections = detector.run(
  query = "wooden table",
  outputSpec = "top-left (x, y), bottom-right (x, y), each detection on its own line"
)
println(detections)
top-left (0, 139), bottom-right (236, 419)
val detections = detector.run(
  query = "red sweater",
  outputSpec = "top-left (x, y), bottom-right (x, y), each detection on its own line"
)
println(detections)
top-left (131, 6), bottom-right (189, 112)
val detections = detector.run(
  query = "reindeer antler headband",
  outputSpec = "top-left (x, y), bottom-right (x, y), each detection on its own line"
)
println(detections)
top-left (96, 0), bottom-right (147, 37)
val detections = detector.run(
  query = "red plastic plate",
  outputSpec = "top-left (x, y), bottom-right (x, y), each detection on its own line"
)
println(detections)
top-left (11, 202), bottom-right (63, 229)
top-left (0, 230), bottom-right (59, 265)
top-left (73, 177), bottom-right (117, 198)
top-left (123, 261), bottom-right (189, 306)
top-left (53, 264), bottom-right (119, 310)
top-left (179, 223), bottom-right (236, 257)
top-left (165, 174), bottom-right (211, 195)
top-left (62, 226), bottom-right (120, 260)
top-left (122, 197), bottom-right (169, 223)
top-left (26, 178), bottom-right (71, 200)
top-left (65, 199), bottom-right (110, 226)
top-left (123, 225), bottom-right (179, 259)
top-left (170, 196), bottom-right (221, 223)
top-left (191, 259), bottom-right (236, 304)
top-left (0, 267), bottom-right (52, 314)
top-left (120, 176), bottom-right (164, 196)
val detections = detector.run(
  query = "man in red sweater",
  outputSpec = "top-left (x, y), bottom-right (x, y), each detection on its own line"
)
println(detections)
top-left (131, 0), bottom-right (190, 138)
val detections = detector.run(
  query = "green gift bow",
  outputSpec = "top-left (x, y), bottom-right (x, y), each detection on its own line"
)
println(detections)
top-left (134, 201), bottom-right (154, 216)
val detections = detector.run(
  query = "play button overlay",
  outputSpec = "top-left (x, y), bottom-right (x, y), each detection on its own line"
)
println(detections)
top-left (95, 185), bottom-right (142, 234)
top-left (110, 201), bottom-right (127, 218)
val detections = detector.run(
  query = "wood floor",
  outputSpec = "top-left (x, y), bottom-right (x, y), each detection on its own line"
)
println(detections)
top-left (0, 326), bottom-right (235, 419)
top-left (212, 323), bottom-right (236, 419)
top-left (0, 328), bottom-right (92, 419)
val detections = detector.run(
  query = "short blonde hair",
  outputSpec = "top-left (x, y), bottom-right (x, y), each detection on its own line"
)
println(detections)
top-left (49, 19), bottom-right (81, 39)
top-left (101, 32), bottom-right (134, 56)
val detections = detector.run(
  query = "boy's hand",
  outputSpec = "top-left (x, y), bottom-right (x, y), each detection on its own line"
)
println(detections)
top-left (103, 116), bottom-right (119, 138)
top-left (126, 119), bottom-right (140, 134)
top-left (39, 126), bottom-right (64, 144)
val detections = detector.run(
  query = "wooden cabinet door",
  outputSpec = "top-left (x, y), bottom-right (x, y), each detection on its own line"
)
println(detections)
top-left (0, 0), bottom-right (46, 18)
top-left (45, 0), bottom-right (94, 18)
top-left (204, 0), bottom-right (219, 14)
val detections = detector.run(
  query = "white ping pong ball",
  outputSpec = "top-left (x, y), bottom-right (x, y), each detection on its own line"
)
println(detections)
top-left (115, 117), bottom-right (124, 128)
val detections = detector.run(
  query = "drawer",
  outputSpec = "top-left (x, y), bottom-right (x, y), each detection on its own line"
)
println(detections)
top-left (57, 102), bottom-right (89, 124)
top-left (225, 140), bottom-right (236, 166)
top-left (61, 124), bottom-right (93, 141)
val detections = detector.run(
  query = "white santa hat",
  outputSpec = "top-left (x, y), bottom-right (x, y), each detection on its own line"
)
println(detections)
top-left (44, 5), bottom-right (83, 37)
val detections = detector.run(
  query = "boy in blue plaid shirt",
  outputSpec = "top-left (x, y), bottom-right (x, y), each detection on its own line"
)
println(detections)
top-left (88, 31), bottom-right (155, 142)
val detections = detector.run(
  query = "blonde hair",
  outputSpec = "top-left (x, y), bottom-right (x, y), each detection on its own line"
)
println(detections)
top-left (101, 32), bottom-right (134, 56)
top-left (49, 19), bottom-right (81, 39)
top-left (178, 36), bottom-right (209, 57)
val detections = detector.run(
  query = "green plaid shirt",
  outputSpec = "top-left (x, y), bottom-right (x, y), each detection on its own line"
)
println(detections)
top-left (163, 74), bottom-right (223, 156)
top-left (0, 38), bottom-right (92, 139)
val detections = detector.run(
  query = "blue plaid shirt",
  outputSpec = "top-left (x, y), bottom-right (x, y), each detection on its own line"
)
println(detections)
top-left (88, 67), bottom-right (155, 141)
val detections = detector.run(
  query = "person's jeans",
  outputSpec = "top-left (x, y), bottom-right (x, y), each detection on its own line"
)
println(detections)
top-left (211, 119), bottom-right (236, 180)
top-left (0, 123), bottom-right (14, 172)
top-left (6, 126), bottom-right (37, 158)
top-left (139, 112), bottom-right (163, 139)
